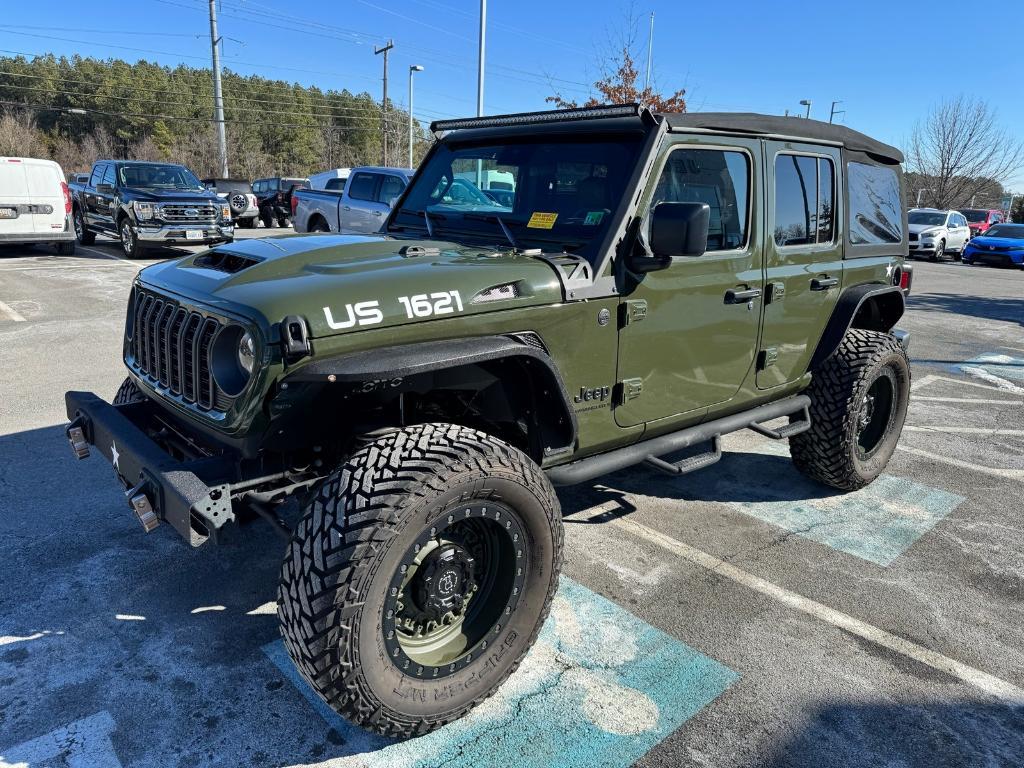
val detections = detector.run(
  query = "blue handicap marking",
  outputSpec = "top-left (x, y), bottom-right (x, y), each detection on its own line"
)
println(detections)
top-left (263, 576), bottom-right (737, 768)
top-left (735, 473), bottom-right (964, 567)
top-left (955, 354), bottom-right (1024, 385)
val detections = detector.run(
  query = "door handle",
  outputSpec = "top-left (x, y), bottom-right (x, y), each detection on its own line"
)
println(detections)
top-left (372, 210), bottom-right (382, 216)
top-left (810, 276), bottom-right (839, 291)
top-left (343, 205), bottom-right (351, 211)
top-left (724, 287), bottom-right (762, 305)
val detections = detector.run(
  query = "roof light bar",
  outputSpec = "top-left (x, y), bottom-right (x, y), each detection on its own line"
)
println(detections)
top-left (430, 103), bottom-right (645, 133)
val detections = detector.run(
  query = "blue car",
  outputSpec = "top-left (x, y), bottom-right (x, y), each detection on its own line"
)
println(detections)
top-left (962, 223), bottom-right (1024, 267)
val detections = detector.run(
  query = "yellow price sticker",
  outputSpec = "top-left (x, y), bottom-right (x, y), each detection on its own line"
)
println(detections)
top-left (527, 212), bottom-right (558, 230)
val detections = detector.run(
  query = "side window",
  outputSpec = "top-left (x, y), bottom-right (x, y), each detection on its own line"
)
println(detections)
top-left (847, 162), bottom-right (903, 245)
top-left (102, 164), bottom-right (117, 187)
top-left (773, 154), bottom-right (834, 247)
top-left (348, 173), bottom-right (378, 202)
top-left (89, 164), bottom-right (105, 187)
top-left (378, 175), bottom-right (405, 205)
top-left (649, 147), bottom-right (750, 251)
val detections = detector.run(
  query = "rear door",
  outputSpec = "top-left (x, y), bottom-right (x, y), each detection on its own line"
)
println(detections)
top-left (758, 141), bottom-right (843, 389)
top-left (341, 171), bottom-right (383, 233)
top-left (0, 158), bottom-right (31, 237)
top-left (25, 160), bottom-right (67, 235)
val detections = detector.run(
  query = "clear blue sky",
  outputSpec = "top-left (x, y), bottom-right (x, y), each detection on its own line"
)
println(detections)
top-left (3, 0), bottom-right (1022, 188)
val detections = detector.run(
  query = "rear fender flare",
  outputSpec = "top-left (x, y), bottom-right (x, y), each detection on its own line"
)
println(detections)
top-left (810, 284), bottom-right (905, 369)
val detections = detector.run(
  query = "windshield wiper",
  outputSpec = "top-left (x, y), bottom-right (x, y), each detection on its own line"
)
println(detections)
top-left (461, 212), bottom-right (520, 250)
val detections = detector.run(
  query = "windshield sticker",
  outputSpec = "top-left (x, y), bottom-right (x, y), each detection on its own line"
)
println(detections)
top-left (583, 211), bottom-right (605, 226)
top-left (527, 212), bottom-right (558, 230)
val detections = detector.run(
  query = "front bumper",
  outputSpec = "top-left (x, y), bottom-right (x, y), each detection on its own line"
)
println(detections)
top-left (135, 221), bottom-right (233, 245)
top-left (963, 248), bottom-right (1024, 266)
top-left (0, 231), bottom-right (76, 243)
top-left (65, 391), bottom-right (236, 546)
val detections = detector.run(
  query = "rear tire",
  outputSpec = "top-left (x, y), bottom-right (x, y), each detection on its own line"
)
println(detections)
top-left (73, 207), bottom-right (95, 245)
top-left (56, 241), bottom-right (76, 255)
top-left (790, 329), bottom-right (910, 491)
top-left (309, 217), bottom-right (330, 233)
top-left (260, 209), bottom-right (274, 228)
top-left (277, 423), bottom-right (563, 737)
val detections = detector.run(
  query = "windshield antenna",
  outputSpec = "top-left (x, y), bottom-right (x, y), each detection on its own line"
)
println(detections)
top-left (496, 215), bottom-right (519, 250)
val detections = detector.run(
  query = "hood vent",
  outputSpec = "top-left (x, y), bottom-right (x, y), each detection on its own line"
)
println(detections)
top-left (193, 251), bottom-right (261, 274)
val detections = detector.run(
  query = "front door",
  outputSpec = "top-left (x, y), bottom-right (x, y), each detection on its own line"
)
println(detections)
top-left (615, 138), bottom-right (764, 428)
top-left (758, 142), bottom-right (843, 389)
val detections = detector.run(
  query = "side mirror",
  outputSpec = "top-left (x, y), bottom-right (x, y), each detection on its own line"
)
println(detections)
top-left (95, 183), bottom-right (113, 194)
top-left (651, 201), bottom-right (710, 258)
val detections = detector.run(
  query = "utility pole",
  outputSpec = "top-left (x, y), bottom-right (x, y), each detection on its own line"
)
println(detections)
top-left (829, 100), bottom-right (845, 124)
top-left (408, 65), bottom-right (423, 168)
top-left (208, 0), bottom-right (228, 177)
top-left (375, 39), bottom-right (394, 166)
top-left (644, 12), bottom-right (654, 93)
top-left (476, 1), bottom-right (486, 117)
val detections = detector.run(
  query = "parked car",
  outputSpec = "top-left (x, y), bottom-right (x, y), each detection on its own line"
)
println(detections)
top-left (65, 105), bottom-right (912, 736)
top-left (959, 208), bottom-right (1004, 237)
top-left (252, 177), bottom-right (309, 228)
top-left (309, 167), bottom-right (351, 190)
top-left (0, 156), bottom-right (76, 254)
top-left (201, 178), bottom-right (259, 228)
top-left (907, 208), bottom-right (970, 261)
top-left (69, 161), bottom-right (232, 258)
top-left (292, 166), bottom-right (414, 234)
top-left (961, 223), bottom-right (1024, 268)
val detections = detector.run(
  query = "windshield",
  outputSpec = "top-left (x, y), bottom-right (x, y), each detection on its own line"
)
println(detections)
top-left (959, 209), bottom-right (988, 223)
top-left (390, 134), bottom-right (644, 264)
top-left (983, 224), bottom-right (1024, 239)
top-left (119, 164), bottom-right (204, 190)
top-left (908, 211), bottom-right (946, 226)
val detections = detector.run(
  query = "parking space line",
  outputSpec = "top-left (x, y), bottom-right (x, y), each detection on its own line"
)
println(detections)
top-left (914, 396), bottom-right (1024, 405)
top-left (896, 445), bottom-right (1024, 483)
top-left (604, 511), bottom-right (1024, 703)
top-left (0, 711), bottom-right (122, 768)
top-left (0, 300), bottom-right (26, 322)
top-left (904, 425), bottom-right (1024, 437)
top-left (77, 245), bottom-right (139, 267)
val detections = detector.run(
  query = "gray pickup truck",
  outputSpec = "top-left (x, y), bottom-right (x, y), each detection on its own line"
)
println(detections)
top-left (292, 166), bottom-right (413, 234)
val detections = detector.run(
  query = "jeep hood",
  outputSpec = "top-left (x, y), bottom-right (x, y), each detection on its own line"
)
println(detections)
top-left (139, 234), bottom-right (565, 337)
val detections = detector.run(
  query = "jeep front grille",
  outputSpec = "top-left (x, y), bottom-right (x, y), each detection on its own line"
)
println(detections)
top-left (159, 203), bottom-right (218, 222)
top-left (128, 288), bottom-right (234, 413)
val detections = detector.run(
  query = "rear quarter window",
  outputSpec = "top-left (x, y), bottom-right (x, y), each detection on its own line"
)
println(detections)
top-left (847, 162), bottom-right (903, 246)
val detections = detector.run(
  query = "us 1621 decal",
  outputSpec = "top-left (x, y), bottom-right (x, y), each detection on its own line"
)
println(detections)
top-left (323, 291), bottom-right (464, 330)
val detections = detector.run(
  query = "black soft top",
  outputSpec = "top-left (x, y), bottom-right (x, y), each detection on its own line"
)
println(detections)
top-left (661, 112), bottom-right (903, 164)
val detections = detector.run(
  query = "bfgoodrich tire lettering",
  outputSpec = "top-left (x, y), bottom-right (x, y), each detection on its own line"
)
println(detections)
top-left (277, 423), bottom-right (563, 737)
top-left (790, 329), bottom-right (910, 491)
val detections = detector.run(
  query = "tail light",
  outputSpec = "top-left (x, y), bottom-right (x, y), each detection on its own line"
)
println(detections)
top-left (894, 265), bottom-right (912, 294)
top-left (61, 181), bottom-right (72, 214)
top-left (291, 193), bottom-right (299, 217)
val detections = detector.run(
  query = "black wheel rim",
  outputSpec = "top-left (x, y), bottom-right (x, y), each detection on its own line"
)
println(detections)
top-left (382, 502), bottom-right (527, 679)
top-left (857, 370), bottom-right (896, 459)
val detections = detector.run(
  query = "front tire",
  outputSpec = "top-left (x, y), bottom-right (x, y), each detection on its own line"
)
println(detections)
top-left (119, 218), bottom-right (145, 259)
top-left (278, 423), bottom-right (563, 737)
top-left (790, 329), bottom-right (910, 491)
top-left (113, 377), bottom-right (145, 405)
top-left (930, 240), bottom-right (945, 262)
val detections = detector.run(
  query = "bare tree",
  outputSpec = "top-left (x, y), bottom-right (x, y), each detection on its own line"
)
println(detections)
top-left (905, 97), bottom-right (1023, 209)
top-left (0, 110), bottom-right (46, 157)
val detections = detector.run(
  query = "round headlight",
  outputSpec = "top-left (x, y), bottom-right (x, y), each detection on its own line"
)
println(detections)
top-left (238, 331), bottom-right (255, 374)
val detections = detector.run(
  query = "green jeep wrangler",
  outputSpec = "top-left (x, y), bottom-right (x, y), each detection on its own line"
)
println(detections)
top-left (65, 104), bottom-right (913, 736)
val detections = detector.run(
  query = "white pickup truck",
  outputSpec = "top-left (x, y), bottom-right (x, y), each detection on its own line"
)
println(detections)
top-left (292, 166), bottom-right (414, 234)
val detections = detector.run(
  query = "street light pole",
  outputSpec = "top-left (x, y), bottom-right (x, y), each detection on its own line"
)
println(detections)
top-left (799, 99), bottom-right (812, 119)
top-left (477, 0), bottom-right (486, 117)
top-left (208, 0), bottom-right (229, 177)
top-left (408, 65), bottom-right (423, 168)
top-left (829, 100), bottom-right (845, 124)
top-left (916, 188), bottom-right (932, 207)
top-left (375, 40), bottom-right (394, 166)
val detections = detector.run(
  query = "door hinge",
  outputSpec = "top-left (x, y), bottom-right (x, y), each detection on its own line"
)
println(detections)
top-left (620, 299), bottom-right (648, 326)
top-left (617, 377), bottom-right (644, 404)
top-left (757, 347), bottom-right (779, 370)
top-left (765, 282), bottom-right (785, 304)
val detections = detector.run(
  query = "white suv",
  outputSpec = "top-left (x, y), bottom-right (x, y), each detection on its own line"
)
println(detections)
top-left (908, 208), bottom-right (970, 261)
top-left (0, 157), bottom-right (76, 254)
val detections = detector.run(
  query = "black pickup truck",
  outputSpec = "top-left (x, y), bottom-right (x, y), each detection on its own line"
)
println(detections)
top-left (70, 160), bottom-right (234, 258)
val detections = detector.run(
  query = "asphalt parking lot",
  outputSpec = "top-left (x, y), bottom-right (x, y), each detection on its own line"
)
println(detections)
top-left (1, 238), bottom-right (1023, 767)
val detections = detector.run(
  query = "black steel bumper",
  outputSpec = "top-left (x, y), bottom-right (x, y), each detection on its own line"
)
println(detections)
top-left (64, 391), bottom-right (236, 546)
